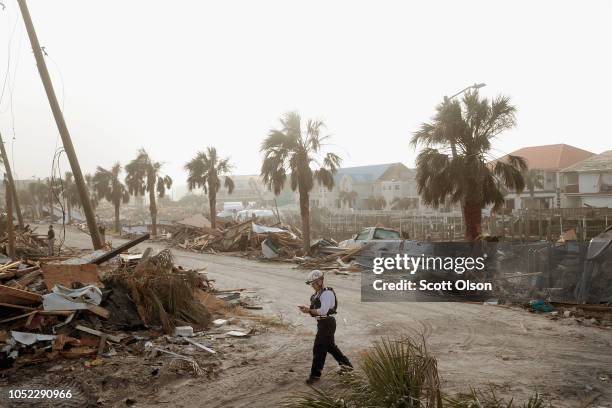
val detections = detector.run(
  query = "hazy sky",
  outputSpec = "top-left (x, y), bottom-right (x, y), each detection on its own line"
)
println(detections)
top-left (0, 0), bottom-right (610, 196)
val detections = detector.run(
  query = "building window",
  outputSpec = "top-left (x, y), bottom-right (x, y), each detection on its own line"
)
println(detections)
top-left (395, 185), bottom-right (399, 190)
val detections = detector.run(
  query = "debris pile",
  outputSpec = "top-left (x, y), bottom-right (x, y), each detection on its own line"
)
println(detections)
top-left (105, 249), bottom-right (212, 334)
top-left (297, 244), bottom-right (366, 271)
top-left (0, 226), bottom-right (49, 259)
top-left (0, 241), bottom-right (220, 371)
top-left (176, 219), bottom-right (304, 257)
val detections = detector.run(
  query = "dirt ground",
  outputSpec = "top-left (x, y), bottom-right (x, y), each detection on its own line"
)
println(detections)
top-left (4, 225), bottom-right (610, 407)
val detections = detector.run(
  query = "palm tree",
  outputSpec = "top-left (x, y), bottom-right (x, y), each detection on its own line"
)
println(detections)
top-left (84, 173), bottom-right (99, 210)
top-left (411, 91), bottom-right (527, 240)
top-left (338, 190), bottom-right (358, 209)
top-left (522, 169), bottom-right (545, 208)
top-left (28, 180), bottom-right (49, 219)
top-left (184, 147), bottom-right (234, 229)
top-left (260, 112), bottom-right (341, 254)
top-left (17, 188), bottom-right (36, 219)
top-left (62, 172), bottom-right (80, 223)
top-left (93, 163), bottom-right (130, 232)
top-left (69, 173), bottom-right (99, 219)
top-left (125, 149), bottom-right (173, 236)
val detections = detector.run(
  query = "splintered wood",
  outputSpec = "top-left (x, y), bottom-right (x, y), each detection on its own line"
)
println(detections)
top-left (178, 220), bottom-right (304, 257)
top-left (297, 245), bottom-right (366, 270)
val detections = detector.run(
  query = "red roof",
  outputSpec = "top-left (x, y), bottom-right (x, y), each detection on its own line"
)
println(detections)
top-left (498, 144), bottom-right (595, 170)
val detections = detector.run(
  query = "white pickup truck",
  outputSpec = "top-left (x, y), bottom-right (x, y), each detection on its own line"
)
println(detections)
top-left (338, 227), bottom-right (402, 248)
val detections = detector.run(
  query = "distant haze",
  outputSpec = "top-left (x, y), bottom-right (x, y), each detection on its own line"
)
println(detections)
top-left (0, 0), bottom-right (610, 198)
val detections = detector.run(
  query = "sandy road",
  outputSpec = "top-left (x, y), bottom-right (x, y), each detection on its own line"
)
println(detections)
top-left (58, 226), bottom-right (612, 407)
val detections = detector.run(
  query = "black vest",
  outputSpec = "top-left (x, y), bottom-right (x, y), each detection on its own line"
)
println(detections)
top-left (310, 287), bottom-right (338, 316)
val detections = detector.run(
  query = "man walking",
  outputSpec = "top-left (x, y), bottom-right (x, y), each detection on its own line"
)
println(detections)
top-left (47, 225), bottom-right (55, 256)
top-left (299, 270), bottom-right (353, 385)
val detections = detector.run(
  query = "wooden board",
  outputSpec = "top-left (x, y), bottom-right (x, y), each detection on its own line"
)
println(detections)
top-left (41, 264), bottom-right (103, 290)
top-left (0, 284), bottom-right (43, 305)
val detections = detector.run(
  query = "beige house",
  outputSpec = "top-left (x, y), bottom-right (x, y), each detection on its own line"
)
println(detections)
top-left (309, 162), bottom-right (420, 210)
top-left (497, 144), bottom-right (595, 209)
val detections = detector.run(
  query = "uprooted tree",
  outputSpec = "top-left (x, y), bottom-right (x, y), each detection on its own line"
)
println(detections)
top-left (260, 111), bottom-right (341, 254)
top-left (412, 91), bottom-right (526, 240)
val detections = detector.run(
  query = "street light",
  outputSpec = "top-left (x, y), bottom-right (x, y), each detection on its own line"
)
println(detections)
top-left (446, 82), bottom-right (486, 101)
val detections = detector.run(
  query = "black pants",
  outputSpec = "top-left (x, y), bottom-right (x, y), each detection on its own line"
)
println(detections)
top-left (310, 317), bottom-right (352, 378)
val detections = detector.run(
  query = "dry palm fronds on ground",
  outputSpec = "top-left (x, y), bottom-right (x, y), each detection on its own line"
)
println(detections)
top-left (104, 249), bottom-right (212, 334)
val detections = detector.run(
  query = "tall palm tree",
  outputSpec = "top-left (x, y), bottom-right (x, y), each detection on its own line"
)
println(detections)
top-left (260, 112), bottom-right (341, 254)
top-left (522, 169), bottom-right (545, 208)
top-left (125, 149), bottom-right (173, 236)
top-left (93, 163), bottom-right (130, 232)
top-left (84, 173), bottom-right (99, 210)
top-left (17, 188), bottom-right (36, 219)
top-left (28, 180), bottom-right (49, 219)
top-left (26, 182), bottom-right (39, 218)
top-left (184, 147), bottom-right (234, 229)
top-left (411, 91), bottom-right (527, 240)
top-left (338, 190), bottom-right (358, 209)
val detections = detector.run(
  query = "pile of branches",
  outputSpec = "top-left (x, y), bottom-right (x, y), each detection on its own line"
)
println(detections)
top-left (104, 249), bottom-right (212, 334)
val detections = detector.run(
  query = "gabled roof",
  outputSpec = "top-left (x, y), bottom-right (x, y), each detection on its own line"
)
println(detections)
top-left (334, 163), bottom-right (397, 184)
top-left (498, 144), bottom-right (595, 170)
top-left (561, 150), bottom-right (612, 173)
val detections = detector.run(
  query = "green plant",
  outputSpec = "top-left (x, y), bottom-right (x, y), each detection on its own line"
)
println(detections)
top-left (261, 111), bottom-right (341, 254)
top-left (184, 147), bottom-right (234, 229)
top-left (411, 91), bottom-right (527, 240)
top-left (125, 149), bottom-right (173, 235)
top-left (286, 336), bottom-right (442, 408)
top-left (286, 336), bottom-right (547, 408)
top-left (93, 163), bottom-right (130, 232)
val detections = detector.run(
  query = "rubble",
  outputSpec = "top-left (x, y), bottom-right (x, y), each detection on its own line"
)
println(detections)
top-left (175, 219), bottom-right (304, 257)
top-left (0, 226), bottom-right (48, 259)
top-left (0, 237), bottom-right (261, 380)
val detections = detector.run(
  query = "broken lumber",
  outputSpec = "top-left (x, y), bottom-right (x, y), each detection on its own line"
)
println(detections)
top-left (90, 233), bottom-right (150, 265)
top-left (0, 284), bottom-right (43, 304)
top-left (75, 325), bottom-right (122, 343)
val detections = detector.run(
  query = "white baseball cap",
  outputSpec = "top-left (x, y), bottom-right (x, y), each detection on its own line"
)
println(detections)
top-left (306, 270), bottom-right (324, 284)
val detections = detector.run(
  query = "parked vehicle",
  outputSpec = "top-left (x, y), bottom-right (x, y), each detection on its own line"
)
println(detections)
top-left (338, 227), bottom-right (402, 248)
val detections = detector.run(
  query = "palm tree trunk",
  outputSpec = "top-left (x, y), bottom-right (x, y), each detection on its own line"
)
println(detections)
top-left (149, 188), bottom-right (157, 236)
top-left (209, 191), bottom-right (216, 229)
top-left (463, 200), bottom-right (482, 241)
top-left (114, 202), bottom-right (120, 233)
top-left (299, 188), bottom-right (311, 255)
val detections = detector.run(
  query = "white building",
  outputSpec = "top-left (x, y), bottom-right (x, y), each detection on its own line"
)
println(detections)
top-left (561, 150), bottom-right (612, 208)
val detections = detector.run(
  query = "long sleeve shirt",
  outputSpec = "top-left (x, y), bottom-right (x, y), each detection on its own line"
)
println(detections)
top-left (315, 290), bottom-right (335, 316)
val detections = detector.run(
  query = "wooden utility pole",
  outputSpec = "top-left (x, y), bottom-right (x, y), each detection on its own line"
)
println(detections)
top-left (5, 180), bottom-right (16, 259)
top-left (0, 132), bottom-right (24, 229)
top-left (17, 0), bottom-right (102, 249)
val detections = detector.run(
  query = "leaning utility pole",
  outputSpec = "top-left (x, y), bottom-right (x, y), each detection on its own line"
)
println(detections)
top-left (17, 0), bottom-right (102, 249)
top-left (0, 131), bottom-right (24, 229)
